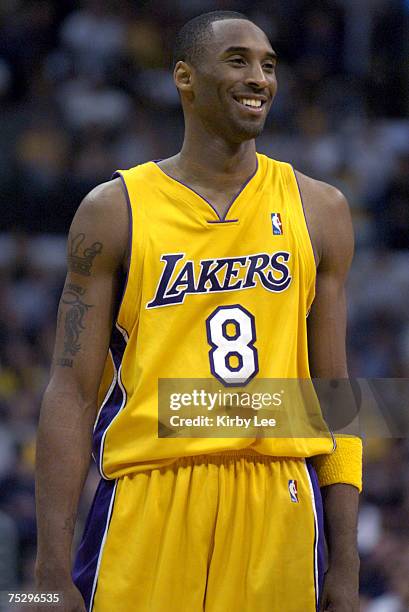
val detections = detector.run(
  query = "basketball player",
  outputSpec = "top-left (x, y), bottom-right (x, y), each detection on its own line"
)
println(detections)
top-left (35, 11), bottom-right (361, 612)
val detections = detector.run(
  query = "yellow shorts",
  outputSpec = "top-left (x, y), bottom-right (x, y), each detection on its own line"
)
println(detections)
top-left (73, 451), bottom-right (324, 611)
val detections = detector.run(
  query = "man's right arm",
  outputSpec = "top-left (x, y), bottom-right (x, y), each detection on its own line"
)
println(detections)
top-left (35, 178), bottom-right (128, 606)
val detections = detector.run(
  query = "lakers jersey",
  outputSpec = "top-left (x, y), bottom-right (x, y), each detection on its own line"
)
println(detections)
top-left (93, 153), bottom-right (334, 479)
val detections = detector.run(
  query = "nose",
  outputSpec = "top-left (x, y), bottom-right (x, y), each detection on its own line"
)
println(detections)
top-left (245, 61), bottom-right (270, 90)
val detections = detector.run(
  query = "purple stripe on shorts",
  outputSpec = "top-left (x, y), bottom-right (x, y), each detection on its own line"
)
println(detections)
top-left (72, 478), bottom-right (117, 611)
top-left (307, 460), bottom-right (325, 611)
top-left (92, 325), bottom-right (127, 476)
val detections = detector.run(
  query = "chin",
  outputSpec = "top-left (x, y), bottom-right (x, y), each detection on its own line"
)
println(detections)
top-left (231, 120), bottom-right (266, 142)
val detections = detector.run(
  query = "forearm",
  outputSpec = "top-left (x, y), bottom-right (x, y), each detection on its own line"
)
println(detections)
top-left (321, 483), bottom-right (359, 569)
top-left (35, 384), bottom-right (95, 580)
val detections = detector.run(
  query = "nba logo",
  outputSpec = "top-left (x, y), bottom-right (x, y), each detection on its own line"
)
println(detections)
top-left (288, 480), bottom-right (299, 503)
top-left (271, 213), bottom-right (283, 235)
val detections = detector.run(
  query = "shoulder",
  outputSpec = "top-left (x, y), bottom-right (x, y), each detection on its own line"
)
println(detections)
top-left (295, 170), bottom-right (349, 217)
top-left (77, 177), bottom-right (127, 220)
top-left (70, 178), bottom-right (129, 270)
top-left (294, 170), bottom-right (353, 269)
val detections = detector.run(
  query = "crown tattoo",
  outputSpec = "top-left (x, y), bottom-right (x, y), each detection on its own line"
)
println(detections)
top-left (69, 233), bottom-right (103, 276)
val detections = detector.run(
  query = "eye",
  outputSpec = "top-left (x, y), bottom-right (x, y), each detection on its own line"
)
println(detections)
top-left (263, 62), bottom-right (276, 72)
top-left (228, 56), bottom-right (246, 66)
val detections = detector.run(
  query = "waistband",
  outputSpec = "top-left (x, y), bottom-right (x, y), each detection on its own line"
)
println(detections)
top-left (165, 450), bottom-right (306, 466)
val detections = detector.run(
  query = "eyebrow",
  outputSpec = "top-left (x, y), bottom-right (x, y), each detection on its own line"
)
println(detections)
top-left (222, 46), bottom-right (278, 60)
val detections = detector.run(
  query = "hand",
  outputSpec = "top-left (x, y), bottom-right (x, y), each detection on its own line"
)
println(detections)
top-left (35, 576), bottom-right (86, 612)
top-left (319, 560), bottom-right (360, 612)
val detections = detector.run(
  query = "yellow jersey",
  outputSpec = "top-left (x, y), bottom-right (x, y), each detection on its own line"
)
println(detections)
top-left (93, 153), bottom-right (334, 478)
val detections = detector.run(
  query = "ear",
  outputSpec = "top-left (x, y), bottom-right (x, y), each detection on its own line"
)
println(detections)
top-left (174, 61), bottom-right (193, 94)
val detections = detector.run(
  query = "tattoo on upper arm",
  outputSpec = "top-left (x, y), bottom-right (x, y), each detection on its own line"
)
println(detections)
top-left (67, 283), bottom-right (85, 296)
top-left (55, 232), bottom-right (103, 367)
top-left (56, 285), bottom-right (93, 368)
top-left (69, 233), bottom-right (103, 276)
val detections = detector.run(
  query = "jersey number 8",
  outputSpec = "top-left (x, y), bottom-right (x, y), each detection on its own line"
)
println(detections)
top-left (206, 305), bottom-right (259, 387)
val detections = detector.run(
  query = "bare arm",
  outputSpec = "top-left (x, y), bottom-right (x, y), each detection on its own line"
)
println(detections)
top-left (35, 179), bottom-right (128, 593)
top-left (297, 172), bottom-right (360, 611)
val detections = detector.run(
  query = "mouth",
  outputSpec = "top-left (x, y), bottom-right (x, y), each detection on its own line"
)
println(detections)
top-left (232, 95), bottom-right (267, 114)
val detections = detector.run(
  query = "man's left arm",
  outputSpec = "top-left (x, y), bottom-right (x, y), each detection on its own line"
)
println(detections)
top-left (298, 173), bottom-right (361, 611)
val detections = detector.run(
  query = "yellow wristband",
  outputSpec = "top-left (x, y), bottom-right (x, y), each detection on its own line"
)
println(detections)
top-left (311, 436), bottom-right (363, 492)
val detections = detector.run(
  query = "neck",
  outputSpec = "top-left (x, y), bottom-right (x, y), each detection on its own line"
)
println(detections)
top-left (176, 117), bottom-right (257, 184)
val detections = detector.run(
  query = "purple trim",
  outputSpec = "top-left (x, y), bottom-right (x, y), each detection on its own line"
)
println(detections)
top-left (291, 167), bottom-right (318, 268)
top-left (93, 325), bottom-right (128, 477)
top-left (207, 219), bottom-right (238, 224)
top-left (222, 318), bottom-right (240, 341)
top-left (73, 478), bottom-right (117, 611)
top-left (153, 158), bottom-right (259, 222)
top-left (224, 351), bottom-right (243, 372)
top-left (306, 461), bottom-right (325, 611)
top-left (111, 172), bottom-right (133, 311)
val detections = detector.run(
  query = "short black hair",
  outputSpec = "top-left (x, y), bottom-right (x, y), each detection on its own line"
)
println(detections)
top-left (173, 10), bottom-right (250, 68)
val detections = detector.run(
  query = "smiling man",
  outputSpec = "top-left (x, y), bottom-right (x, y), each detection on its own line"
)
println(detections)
top-left (35, 11), bottom-right (362, 612)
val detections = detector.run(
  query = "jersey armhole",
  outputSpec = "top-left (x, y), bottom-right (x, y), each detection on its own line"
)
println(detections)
top-left (290, 166), bottom-right (318, 269)
top-left (111, 170), bottom-right (134, 335)
top-left (287, 165), bottom-right (317, 313)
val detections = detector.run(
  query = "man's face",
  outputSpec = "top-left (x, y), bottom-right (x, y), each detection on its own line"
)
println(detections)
top-left (187, 19), bottom-right (278, 143)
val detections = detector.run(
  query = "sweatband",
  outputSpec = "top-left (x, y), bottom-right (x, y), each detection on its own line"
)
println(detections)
top-left (311, 436), bottom-right (363, 492)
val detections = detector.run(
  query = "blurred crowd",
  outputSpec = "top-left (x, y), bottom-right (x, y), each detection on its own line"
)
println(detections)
top-left (0, 0), bottom-right (408, 609)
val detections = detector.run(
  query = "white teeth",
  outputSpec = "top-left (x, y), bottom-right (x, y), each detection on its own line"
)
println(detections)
top-left (240, 98), bottom-right (262, 108)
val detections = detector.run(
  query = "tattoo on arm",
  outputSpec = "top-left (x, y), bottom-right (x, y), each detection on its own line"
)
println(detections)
top-left (69, 233), bottom-right (103, 276)
top-left (56, 285), bottom-right (93, 368)
top-left (66, 283), bottom-right (85, 296)
top-left (55, 231), bottom-right (103, 367)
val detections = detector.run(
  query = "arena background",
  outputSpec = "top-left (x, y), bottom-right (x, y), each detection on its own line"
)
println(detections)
top-left (0, 1), bottom-right (408, 609)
